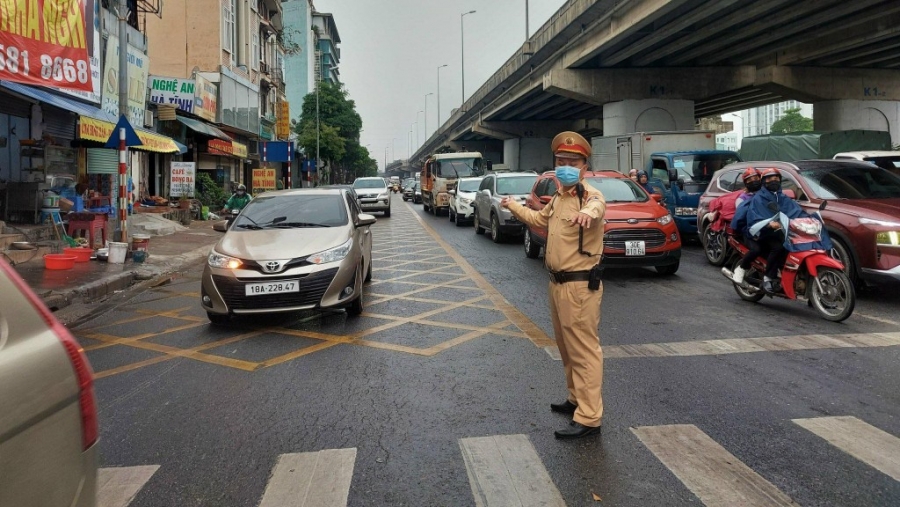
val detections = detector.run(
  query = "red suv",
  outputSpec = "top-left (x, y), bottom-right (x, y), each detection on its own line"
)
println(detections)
top-left (698, 160), bottom-right (900, 285)
top-left (523, 171), bottom-right (682, 274)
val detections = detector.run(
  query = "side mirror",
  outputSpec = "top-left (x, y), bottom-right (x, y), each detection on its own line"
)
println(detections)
top-left (486, 160), bottom-right (493, 172)
top-left (213, 220), bottom-right (229, 232)
top-left (783, 189), bottom-right (796, 200)
top-left (668, 168), bottom-right (678, 181)
top-left (539, 195), bottom-right (552, 205)
top-left (482, 189), bottom-right (492, 197)
top-left (448, 189), bottom-right (456, 195)
top-left (818, 200), bottom-right (827, 211)
top-left (651, 193), bottom-right (663, 202)
top-left (356, 213), bottom-right (377, 227)
top-left (676, 177), bottom-right (685, 190)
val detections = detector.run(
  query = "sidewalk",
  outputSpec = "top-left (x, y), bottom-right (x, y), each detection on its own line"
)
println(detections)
top-left (12, 219), bottom-right (220, 316)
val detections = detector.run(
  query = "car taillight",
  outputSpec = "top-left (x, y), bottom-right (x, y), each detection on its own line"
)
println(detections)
top-left (0, 260), bottom-right (98, 450)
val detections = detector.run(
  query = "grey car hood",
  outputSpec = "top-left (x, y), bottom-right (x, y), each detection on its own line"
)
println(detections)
top-left (216, 227), bottom-right (352, 260)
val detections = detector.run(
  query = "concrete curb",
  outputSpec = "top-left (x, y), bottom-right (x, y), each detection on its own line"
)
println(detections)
top-left (46, 242), bottom-right (213, 317)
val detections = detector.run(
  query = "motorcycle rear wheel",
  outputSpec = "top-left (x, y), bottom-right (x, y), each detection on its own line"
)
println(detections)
top-left (810, 267), bottom-right (855, 322)
top-left (732, 264), bottom-right (765, 302)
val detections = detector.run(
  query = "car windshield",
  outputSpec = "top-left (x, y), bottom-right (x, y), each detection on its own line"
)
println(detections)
top-left (585, 177), bottom-right (650, 203)
top-left (234, 194), bottom-right (348, 228)
top-left (436, 158), bottom-right (483, 178)
top-left (352, 179), bottom-right (386, 189)
top-left (458, 179), bottom-right (482, 192)
top-left (798, 165), bottom-right (900, 199)
top-left (496, 175), bottom-right (537, 195)
top-left (672, 154), bottom-right (740, 184)
top-left (864, 157), bottom-right (900, 173)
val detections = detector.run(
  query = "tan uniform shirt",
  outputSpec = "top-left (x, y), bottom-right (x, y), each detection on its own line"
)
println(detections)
top-left (508, 182), bottom-right (606, 272)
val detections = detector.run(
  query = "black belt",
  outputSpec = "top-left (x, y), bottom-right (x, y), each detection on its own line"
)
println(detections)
top-left (549, 270), bottom-right (591, 284)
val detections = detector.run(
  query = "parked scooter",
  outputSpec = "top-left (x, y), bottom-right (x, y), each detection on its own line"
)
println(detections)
top-left (721, 201), bottom-right (855, 322)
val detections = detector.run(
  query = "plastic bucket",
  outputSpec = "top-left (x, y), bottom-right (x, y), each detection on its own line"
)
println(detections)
top-left (42, 195), bottom-right (60, 208)
top-left (44, 254), bottom-right (77, 270)
top-left (201, 206), bottom-right (209, 220)
top-left (108, 242), bottom-right (128, 264)
top-left (132, 250), bottom-right (147, 263)
top-left (63, 247), bottom-right (93, 263)
top-left (131, 234), bottom-right (150, 253)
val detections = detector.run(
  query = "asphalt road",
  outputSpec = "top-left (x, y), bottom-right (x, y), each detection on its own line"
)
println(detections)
top-left (75, 194), bottom-right (900, 506)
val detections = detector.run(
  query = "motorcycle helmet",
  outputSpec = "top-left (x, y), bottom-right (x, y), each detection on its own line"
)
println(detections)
top-left (237, 184), bottom-right (247, 193)
top-left (760, 168), bottom-right (782, 192)
top-left (741, 167), bottom-right (761, 182)
top-left (759, 168), bottom-right (781, 181)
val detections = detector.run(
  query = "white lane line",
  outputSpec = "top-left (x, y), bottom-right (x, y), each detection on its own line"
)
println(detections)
top-left (632, 425), bottom-right (798, 507)
top-left (853, 312), bottom-right (900, 326)
top-left (544, 346), bottom-right (561, 360)
top-left (602, 331), bottom-right (900, 359)
top-left (258, 448), bottom-right (357, 507)
top-left (97, 465), bottom-right (160, 507)
top-left (793, 416), bottom-right (900, 482)
top-left (459, 434), bottom-right (565, 507)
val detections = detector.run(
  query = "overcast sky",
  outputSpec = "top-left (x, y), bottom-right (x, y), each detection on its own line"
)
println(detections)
top-left (315, 0), bottom-right (568, 170)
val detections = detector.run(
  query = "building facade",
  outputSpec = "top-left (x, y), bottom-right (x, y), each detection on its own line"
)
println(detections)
top-left (283, 0), bottom-right (316, 110)
top-left (740, 101), bottom-right (814, 138)
top-left (312, 12), bottom-right (341, 84)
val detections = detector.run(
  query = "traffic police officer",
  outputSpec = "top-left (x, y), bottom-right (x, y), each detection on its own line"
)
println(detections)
top-left (500, 131), bottom-right (606, 439)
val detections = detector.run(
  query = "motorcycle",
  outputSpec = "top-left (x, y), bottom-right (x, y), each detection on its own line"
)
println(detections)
top-left (225, 208), bottom-right (240, 227)
top-left (721, 201), bottom-right (855, 322)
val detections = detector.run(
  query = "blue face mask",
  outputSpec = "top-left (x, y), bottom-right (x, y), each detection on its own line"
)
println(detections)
top-left (555, 166), bottom-right (581, 186)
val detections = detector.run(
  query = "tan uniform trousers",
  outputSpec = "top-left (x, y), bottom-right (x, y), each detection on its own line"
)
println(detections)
top-left (548, 279), bottom-right (604, 427)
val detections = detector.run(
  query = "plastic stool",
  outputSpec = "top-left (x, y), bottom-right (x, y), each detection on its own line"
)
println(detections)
top-left (67, 214), bottom-right (108, 249)
top-left (40, 209), bottom-right (62, 226)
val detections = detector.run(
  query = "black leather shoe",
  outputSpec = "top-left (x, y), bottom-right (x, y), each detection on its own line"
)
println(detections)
top-left (550, 400), bottom-right (577, 414)
top-left (554, 421), bottom-right (602, 439)
top-left (763, 279), bottom-right (775, 293)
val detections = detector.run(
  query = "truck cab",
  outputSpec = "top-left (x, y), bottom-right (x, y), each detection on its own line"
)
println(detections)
top-left (646, 150), bottom-right (741, 236)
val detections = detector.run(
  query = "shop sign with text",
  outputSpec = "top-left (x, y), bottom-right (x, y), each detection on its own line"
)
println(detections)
top-left (193, 73), bottom-right (218, 122)
top-left (170, 161), bottom-right (196, 197)
top-left (101, 35), bottom-right (149, 125)
top-left (276, 100), bottom-right (290, 139)
top-left (0, 0), bottom-right (95, 92)
top-left (207, 138), bottom-right (233, 156)
top-left (150, 75), bottom-right (195, 113)
top-left (252, 168), bottom-right (277, 193)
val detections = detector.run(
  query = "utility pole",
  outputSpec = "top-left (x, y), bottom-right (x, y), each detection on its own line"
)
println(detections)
top-left (526, 0), bottom-right (530, 39)
top-left (114, 0), bottom-right (129, 244)
top-left (316, 77), bottom-right (321, 185)
top-left (424, 93), bottom-right (433, 138)
top-left (437, 64), bottom-right (447, 126)
top-left (461, 11), bottom-right (476, 104)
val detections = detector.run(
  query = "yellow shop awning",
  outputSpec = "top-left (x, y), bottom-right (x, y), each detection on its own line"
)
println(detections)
top-left (78, 116), bottom-right (182, 154)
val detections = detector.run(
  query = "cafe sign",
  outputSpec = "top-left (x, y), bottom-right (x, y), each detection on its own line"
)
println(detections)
top-left (170, 161), bottom-right (196, 197)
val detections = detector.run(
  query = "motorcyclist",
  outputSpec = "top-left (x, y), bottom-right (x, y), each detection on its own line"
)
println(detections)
top-left (723, 168), bottom-right (763, 284)
top-left (628, 168), bottom-right (638, 182)
top-left (737, 168), bottom-right (808, 293)
top-left (636, 170), bottom-right (659, 195)
top-left (224, 184), bottom-right (251, 213)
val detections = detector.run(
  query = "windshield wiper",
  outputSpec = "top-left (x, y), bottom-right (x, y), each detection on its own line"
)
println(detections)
top-left (235, 224), bottom-right (263, 230)
top-left (239, 215), bottom-right (262, 228)
top-left (269, 221), bottom-right (332, 228)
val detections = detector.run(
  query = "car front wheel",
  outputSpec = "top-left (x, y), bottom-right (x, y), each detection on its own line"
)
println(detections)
top-left (524, 230), bottom-right (540, 258)
top-left (491, 214), bottom-right (504, 243)
top-left (474, 208), bottom-right (485, 235)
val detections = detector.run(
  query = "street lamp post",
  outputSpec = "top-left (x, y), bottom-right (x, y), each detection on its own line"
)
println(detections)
top-left (424, 93), bottom-right (434, 137)
top-left (412, 122), bottom-right (418, 151)
top-left (525, 0), bottom-right (529, 39)
top-left (437, 64), bottom-right (448, 127)
top-left (461, 10), bottom-right (476, 104)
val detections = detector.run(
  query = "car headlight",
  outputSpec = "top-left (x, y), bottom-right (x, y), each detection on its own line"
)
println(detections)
top-left (378, 192), bottom-right (389, 199)
top-left (861, 217), bottom-right (900, 228)
top-left (459, 197), bottom-right (473, 206)
top-left (208, 251), bottom-right (242, 269)
top-left (674, 207), bottom-right (697, 216)
top-left (309, 238), bottom-right (353, 265)
top-left (657, 214), bottom-right (673, 225)
top-left (876, 231), bottom-right (900, 246)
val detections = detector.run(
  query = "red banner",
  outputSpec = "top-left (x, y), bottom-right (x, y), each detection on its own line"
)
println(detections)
top-left (0, 0), bottom-right (93, 92)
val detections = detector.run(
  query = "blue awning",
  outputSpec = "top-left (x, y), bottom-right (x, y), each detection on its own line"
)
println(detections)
top-left (0, 81), bottom-right (115, 122)
top-left (174, 140), bottom-right (188, 154)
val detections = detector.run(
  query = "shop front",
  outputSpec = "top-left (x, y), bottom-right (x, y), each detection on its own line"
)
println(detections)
top-left (201, 138), bottom-right (249, 194)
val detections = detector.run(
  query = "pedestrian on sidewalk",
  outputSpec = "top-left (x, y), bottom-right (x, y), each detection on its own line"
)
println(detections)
top-left (500, 131), bottom-right (606, 439)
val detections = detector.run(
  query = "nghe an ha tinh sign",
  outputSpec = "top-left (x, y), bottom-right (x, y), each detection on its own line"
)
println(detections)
top-left (149, 75), bottom-right (195, 113)
top-left (0, 0), bottom-right (94, 93)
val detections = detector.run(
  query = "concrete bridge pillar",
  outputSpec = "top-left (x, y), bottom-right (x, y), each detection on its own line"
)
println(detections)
top-left (814, 100), bottom-right (900, 146)
top-left (602, 99), bottom-right (695, 136)
top-left (503, 138), bottom-right (554, 173)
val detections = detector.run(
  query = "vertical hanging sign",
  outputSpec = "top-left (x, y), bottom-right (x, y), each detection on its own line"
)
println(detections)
top-left (0, 0), bottom-right (95, 92)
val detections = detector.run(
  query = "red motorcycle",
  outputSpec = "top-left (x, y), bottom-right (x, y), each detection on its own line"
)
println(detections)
top-left (721, 207), bottom-right (855, 322)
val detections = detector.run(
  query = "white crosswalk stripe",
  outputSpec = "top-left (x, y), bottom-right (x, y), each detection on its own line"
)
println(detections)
top-left (459, 434), bottom-right (565, 507)
top-left (97, 465), bottom-right (160, 507)
top-left (258, 448), bottom-right (357, 507)
top-left (632, 424), bottom-right (798, 507)
top-left (793, 416), bottom-right (900, 482)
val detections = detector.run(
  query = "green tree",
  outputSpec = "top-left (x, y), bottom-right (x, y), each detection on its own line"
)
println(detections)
top-left (295, 82), bottom-right (377, 183)
top-left (770, 107), bottom-right (814, 134)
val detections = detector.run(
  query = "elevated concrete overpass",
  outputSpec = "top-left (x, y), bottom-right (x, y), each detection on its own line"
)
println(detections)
top-left (413, 0), bottom-right (900, 171)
